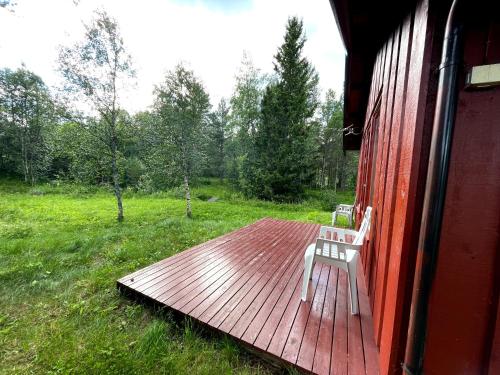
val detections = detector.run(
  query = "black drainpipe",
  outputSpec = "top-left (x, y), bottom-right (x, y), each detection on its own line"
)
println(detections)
top-left (402, 0), bottom-right (464, 374)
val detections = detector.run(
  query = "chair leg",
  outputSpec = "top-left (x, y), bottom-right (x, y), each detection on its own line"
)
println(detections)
top-left (301, 253), bottom-right (315, 301)
top-left (347, 259), bottom-right (359, 315)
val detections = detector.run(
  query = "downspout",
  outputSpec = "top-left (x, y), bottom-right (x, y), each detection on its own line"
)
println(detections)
top-left (403, 1), bottom-right (464, 374)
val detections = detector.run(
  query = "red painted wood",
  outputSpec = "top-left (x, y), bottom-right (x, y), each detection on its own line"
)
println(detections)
top-left (263, 262), bottom-right (321, 357)
top-left (118, 218), bottom-right (267, 285)
top-left (358, 267), bottom-right (380, 375)
top-left (348, 300), bottom-right (365, 375)
top-left (350, 2), bottom-right (435, 373)
top-left (195, 221), bottom-right (297, 321)
top-left (312, 267), bottom-right (339, 375)
top-left (239, 234), bottom-right (314, 344)
top-left (220, 223), bottom-right (317, 334)
top-left (331, 271), bottom-right (348, 375)
top-left (363, 43), bottom-right (388, 283)
top-left (156, 234), bottom-right (263, 304)
top-left (122, 219), bottom-right (269, 293)
top-left (182, 221), bottom-right (298, 318)
top-left (422, 15), bottom-right (500, 374)
top-left (373, 15), bottom-right (412, 346)
top-left (117, 219), bottom-right (380, 374)
top-left (168, 223), bottom-right (290, 312)
top-left (228, 245), bottom-right (305, 338)
top-left (365, 40), bottom-right (389, 285)
top-left (378, 3), bottom-right (433, 372)
top-left (489, 300), bottom-right (500, 374)
top-left (143, 232), bottom-right (266, 298)
top-left (371, 27), bottom-right (401, 342)
top-left (295, 265), bottom-right (330, 371)
top-left (207, 222), bottom-right (304, 328)
top-left (368, 32), bottom-right (396, 312)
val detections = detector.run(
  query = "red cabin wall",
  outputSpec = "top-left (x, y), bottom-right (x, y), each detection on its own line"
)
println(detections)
top-left (422, 10), bottom-right (500, 374)
top-left (355, 1), bottom-right (437, 373)
top-left (354, 1), bottom-right (500, 374)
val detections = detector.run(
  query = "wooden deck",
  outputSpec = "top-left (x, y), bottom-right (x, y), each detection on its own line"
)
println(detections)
top-left (117, 218), bottom-right (379, 375)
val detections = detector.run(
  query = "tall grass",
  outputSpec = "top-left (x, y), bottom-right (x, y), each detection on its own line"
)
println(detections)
top-left (0, 178), bottom-right (353, 374)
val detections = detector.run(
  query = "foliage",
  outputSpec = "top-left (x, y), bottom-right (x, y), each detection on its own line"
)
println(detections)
top-left (58, 9), bottom-right (135, 221)
top-left (1, 12), bottom-right (359, 215)
top-left (153, 64), bottom-right (211, 218)
top-left (0, 67), bottom-right (55, 184)
top-left (0, 178), bottom-right (355, 374)
top-left (315, 90), bottom-right (359, 190)
top-left (204, 98), bottom-right (229, 180)
top-left (246, 17), bottom-right (320, 201)
top-left (227, 54), bottom-right (267, 185)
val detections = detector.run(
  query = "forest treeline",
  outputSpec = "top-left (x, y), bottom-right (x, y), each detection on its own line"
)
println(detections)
top-left (0, 11), bottom-right (358, 220)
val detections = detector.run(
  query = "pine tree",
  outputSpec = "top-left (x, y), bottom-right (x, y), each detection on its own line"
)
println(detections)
top-left (251, 17), bottom-right (319, 201)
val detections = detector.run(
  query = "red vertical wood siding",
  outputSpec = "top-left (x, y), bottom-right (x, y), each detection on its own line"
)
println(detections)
top-left (351, 0), bottom-right (500, 373)
top-left (354, 1), bottom-right (436, 373)
top-left (422, 13), bottom-right (500, 374)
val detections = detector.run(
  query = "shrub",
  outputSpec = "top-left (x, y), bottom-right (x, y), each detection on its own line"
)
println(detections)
top-left (318, 189), bottom-right (337, 212)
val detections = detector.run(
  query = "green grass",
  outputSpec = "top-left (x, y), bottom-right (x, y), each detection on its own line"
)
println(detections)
top-left (0, 178), bottom-right (354, 374)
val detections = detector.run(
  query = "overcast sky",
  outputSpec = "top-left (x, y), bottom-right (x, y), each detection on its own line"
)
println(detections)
top-left (0, 0), bottom-right (345, 113)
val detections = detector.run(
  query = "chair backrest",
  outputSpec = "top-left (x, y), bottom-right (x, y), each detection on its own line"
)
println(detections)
top-left (337, 204), bottom-right (354, 215)
top-left (315, 238), bottom-right (347, 261)
top-left (352, 206), bottom-right (372, 246)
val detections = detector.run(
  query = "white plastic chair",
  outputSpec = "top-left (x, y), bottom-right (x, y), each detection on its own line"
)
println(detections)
top-left (332, 203), bottom-right (354, 228)
top-left (302, 206), bottom-right (372, 315)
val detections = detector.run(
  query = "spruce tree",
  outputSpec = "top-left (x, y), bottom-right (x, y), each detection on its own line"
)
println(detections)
top-left (252, 17), bottom-right (319, 201)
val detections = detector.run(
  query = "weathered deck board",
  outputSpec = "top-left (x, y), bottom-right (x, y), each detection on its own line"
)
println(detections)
top-left (117, 218), bottom-right (379, 375)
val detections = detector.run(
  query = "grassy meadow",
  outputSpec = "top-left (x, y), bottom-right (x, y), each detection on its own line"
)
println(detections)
top-left (0, 178), bottom-right (354, 374)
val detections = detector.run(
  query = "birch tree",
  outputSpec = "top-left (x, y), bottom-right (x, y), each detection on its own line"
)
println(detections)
top-left (58, 10), bottom-right (134, 221)
top-left (154, 64), bottom-right (210, 218)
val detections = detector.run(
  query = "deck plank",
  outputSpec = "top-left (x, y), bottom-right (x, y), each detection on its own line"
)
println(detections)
top-left (150, 221), bottom-right (275, 300)
top-left (312, 267), bottom-right (338, 375)
top-left (226, 223), bottom-right (317, 336)
top-left (185, 221), bottom-right (297, 320)
top-left (331, 271), bottom-right (348, 375)
top-left (294, 264), bottom-right (330, 370)
top-left (214, 222), bottom-right (311, 332)
top-left (348, 286), bottom-right (366, 375)
top-left (117, 219), bottom-right (379, 375)
top-left (199, 221), bottom-right (302, 325)
top-left (264, 262), bottom-right (322, 357)
top-left (119, 219), bottom-right (268, 286)
top-left (358, 265), bottom-right (380, 375)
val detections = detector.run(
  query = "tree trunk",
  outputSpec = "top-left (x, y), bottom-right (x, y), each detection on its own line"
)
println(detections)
top-left (184, 174), bottom-right (192, 218)
top-left (111, 141), bottom-right (124, 222)
top-left (20, 129), bottom-right (29, 183)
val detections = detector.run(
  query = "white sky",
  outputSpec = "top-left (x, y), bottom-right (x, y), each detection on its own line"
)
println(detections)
top-left (0, 0), bottom-right (345, 113)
